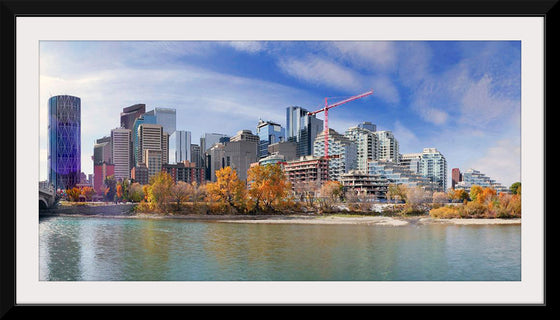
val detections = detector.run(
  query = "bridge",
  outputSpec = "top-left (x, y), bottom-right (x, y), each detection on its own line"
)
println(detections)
top-left (39, 181), bottom-right (58, 210)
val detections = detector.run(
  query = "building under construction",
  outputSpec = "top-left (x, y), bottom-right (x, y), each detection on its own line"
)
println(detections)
top-left (340, 170), bottom-right (389, 200)
top-left (283, 156), bottom-right (329, 190)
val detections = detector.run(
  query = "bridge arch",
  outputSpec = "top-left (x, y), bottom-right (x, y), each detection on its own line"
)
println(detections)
top-left (39, 197), bottom-right (49, 209)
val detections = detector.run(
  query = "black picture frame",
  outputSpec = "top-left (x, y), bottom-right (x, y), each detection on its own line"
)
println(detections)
top-left (2, 0), bottom-right (553, 315)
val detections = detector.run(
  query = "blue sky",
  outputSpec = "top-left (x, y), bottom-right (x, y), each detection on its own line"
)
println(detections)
top-left (39, 40), bottom-right (521, 187)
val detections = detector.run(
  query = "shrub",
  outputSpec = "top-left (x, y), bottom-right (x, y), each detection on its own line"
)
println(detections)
top-left (429, 206), bottom-right (461, 219)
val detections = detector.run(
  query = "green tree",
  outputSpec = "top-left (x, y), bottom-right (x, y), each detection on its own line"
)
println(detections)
top-left (510, 182), bottom-right (521, 195)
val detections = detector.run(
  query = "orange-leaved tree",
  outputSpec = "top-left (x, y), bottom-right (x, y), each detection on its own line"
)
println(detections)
top-left (247, 163), bottom-right (291, 213)
top-left (81, 186), bottom-right (95, 201)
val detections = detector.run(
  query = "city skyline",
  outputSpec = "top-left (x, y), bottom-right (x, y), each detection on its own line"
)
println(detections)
top-left (39, 40), bottom-right (521, 187)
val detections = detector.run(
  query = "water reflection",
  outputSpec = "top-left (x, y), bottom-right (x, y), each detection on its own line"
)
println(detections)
top-left (39, 217), bottom-right (521, 281)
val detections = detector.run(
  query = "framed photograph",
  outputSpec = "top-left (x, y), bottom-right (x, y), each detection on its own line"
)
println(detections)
top-left (4, 0), bottom-right (551, 311)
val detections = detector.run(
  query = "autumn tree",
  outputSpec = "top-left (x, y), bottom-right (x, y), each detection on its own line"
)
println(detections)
top-left (81, 186), bottom-right (95, 201)
top-left (104, 175), bottom-right (117, 202)
top-left (387, 184), bottom-right (407, 204)
top-left (128, 182), bottom-right (145, 202)
top-left (247, 164), bottom-right (291, 213)
top-left (469, 185), bottom-right (483, 202)
top-left (432, 191), bottom-right (448, 204)
top-left (448, 189), bottom-right (469, 203)
top-left (206, 166), bottom-right (247, 213)
top-left (293, 180), bottom-right (321, 209)
top-left (170, 180), bottom-right (191, 211)
top-left (116, 184), bottom-right (124, 203)
top-left (318, 181), bottom-right (343, 212)
top-left (404, 186), bottom-right (432, 214)
top-left (147, 171), bottom-right (175, 213)
top-left (66, 187), bottom-right (81, 202)
top-left (190, 181), bottom-right (206, 207)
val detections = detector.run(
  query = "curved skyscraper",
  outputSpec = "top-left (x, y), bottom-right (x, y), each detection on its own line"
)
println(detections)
top-left (48, 95), bottom-right (81, 190)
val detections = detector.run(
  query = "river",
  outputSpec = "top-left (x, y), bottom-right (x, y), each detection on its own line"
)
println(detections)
top-left (39, 215), bottom-right (521, 281)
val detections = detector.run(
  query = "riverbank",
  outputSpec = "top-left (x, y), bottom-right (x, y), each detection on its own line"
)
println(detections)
top-left (41, 210), bottom-right (521, 226)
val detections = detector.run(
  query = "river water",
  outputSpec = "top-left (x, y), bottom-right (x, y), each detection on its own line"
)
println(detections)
top-left (39, 215), bottom-right (521, 281)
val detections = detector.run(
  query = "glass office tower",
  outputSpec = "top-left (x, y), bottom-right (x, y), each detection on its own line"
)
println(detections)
top-left (286, 106), bottom-right (323, 157)
top-left (48, 95), bottom-right (81, 190)
top-left (256, 119), bottom-right (285, 159)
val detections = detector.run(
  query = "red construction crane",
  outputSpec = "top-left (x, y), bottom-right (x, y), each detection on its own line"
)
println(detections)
top-left (308, 89), bottom-right (374, 159)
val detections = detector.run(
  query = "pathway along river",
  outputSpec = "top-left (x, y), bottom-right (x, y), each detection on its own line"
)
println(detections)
top-left (39, 215), bottom-right (521, 281)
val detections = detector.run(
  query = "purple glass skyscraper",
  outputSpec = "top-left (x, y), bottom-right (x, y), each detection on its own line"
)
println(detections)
top-left (48, 95), bottom-right (81, 190)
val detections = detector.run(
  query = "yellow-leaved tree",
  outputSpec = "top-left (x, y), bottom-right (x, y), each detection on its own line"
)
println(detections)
top-left (247, 163), bottom-right (291, 213)
top-left (147, 171), bottom-right (175, 213)
top-left (206, 166), bottom-right (247, 214)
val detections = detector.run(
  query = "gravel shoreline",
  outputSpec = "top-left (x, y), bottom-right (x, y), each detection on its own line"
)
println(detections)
top-left (42, 211), bottom-right (521, 226)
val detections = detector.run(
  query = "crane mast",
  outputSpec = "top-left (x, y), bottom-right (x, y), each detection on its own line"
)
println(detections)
top-left (308, 90), bottom-right (374, 159)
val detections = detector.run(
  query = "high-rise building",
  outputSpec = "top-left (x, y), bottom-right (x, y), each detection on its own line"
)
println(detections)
top-left (419, 148), bottom-right (448, 192)
top-left (230, 129), bottom-right (259, 143)
top-left (144, 149), bottom-right (163, 180)
top-left (190, 144), bottom-right (203, 168)
top-left (146, 107), bottom-right (176, 135)
top-left (357, 121), bottom-right (376, 132)
top-left (93, 136), bottom-right (112, 166)
top-left (200, 133), bottom-right (229, 152)
top-left (345, 125), bottom-right (378, 173)
top-left (256, 119), bottom-right (285, 159)
top-left (111, 128), bottom-right (132, 181)
top-left (268, 141), bottom-right (297, 162)
top-left (169, 130), bottom-right (191, 164)
top-left (400, 153), bottom-right (423, 174)
top-left (206, 139), bottom-right (258, 182)
top-left (120, 104), bottom-right (146, 131)
top-left (286, 106), bottom-right (323, 157)
top-left (224, 140), bottom-right (258, 181)
top-left (132, 113), bottom-right (157, 167)
top-left (313, 129), bottom-right (357, 181)
top-left (48, 95), bottom-right (81, 190)
top-left (375, 131), bottom-right (400, 163)
top-left (137, 123), bottom-right (167, 165)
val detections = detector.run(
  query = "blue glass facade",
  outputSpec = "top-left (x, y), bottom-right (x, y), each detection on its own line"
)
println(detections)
top-left (256, 120), bottom-right (285, 159)
top-left (48, 95), bottom-right (81, 190)
top-left (285, 106), bottom-right (323, 157)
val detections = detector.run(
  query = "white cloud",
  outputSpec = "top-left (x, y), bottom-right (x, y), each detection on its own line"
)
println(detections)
top-left (468, 138), bottom-right (521, 187)
top-left (39, 55), bottom-right (319, 179)
top-left (393, 121), bottom-right (420, 153)
top-left (228, 41), bottom-right (267, 53)
top-left (459, 74), bottom-right (519, 127)
top-left (328, 41), bottom-right (397, 71)
top-left (370, 76), bottom-right (400, 105)
top-left (278, 55), bottom-right (363, 92)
